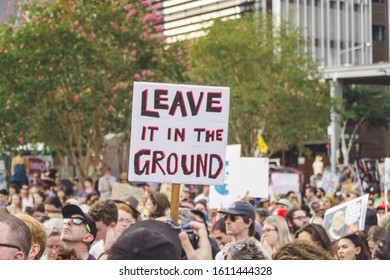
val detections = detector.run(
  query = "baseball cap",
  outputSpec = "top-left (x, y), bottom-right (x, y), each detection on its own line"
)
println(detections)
top-left (218, 201), bottom-right (255, 220)
top-left (276, 198), bottom-right (292, 209)
top-left (108, 220), bottom-right (182, 260)
top-left (62, 204), bottom-right (97, 241)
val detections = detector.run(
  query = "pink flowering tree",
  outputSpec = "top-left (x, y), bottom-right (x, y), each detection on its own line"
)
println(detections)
top-left (0, 0), bottom-right (190, 180)
top-left (188, 15), bottom-right (331, 157)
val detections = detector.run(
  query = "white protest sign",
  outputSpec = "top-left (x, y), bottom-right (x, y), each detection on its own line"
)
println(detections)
top-left (385, 158), bottom-right (390, 206)
top-left (209, 157), bottom-right (269, 209)
top-left (128, 82), bottom-right (230, 185)
top-left (323, 194), bottom-right (369, 242)
top-left (270, 172), bottom-right (300, 196)
top-left (322, 169), bottom-right (339, 195)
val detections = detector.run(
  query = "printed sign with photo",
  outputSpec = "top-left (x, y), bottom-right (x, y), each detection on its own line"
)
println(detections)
top-left (128, 82), bottom-right (230, 185)
top-left (323, 194), bottom-right (369, 242)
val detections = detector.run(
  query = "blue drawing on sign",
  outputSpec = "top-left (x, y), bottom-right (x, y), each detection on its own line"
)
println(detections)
top-left (215, 184), bottom-right (229, 195)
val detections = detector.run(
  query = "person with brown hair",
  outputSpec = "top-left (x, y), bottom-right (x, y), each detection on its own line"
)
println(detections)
top-left (272, 239), bottom-right (335, 260)
top-left (337, 234), bottom-right (371, 260)
top-left (16, 213), bottom-right (47, 260)
top-left (295, 223), bottom-right (334, 257)
top-left (224, 239), bottom-right (266, 260)
top-left (88, 200), bottom-right (118, 259)
top-left (146, 192), bottom-right (170, 219)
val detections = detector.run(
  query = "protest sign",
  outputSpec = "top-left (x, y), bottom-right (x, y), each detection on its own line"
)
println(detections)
top-left (354, 158), bottom-right (380, 192)
top-left (322, 169), bottom-right (339, 195)
top-left (323, 194), bottom-right (369, 242)
top-left (110, 182), bottom-right (145, 202)
top-left (128, 82), bottom-right (230, 185)
top-left (385, 158), bottom-right (390, 206)
top-left (270, 172), bottom-right (300, 196)
top-left (209, 157), bottom-right (269, 209)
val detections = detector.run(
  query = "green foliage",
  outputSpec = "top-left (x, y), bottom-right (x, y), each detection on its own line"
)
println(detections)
top-left (187, 14), bottom-right (330, 156)
top-left (0, 0), bottom-right (190, 176)
top-left (339, 85), bottom-right (390, 128)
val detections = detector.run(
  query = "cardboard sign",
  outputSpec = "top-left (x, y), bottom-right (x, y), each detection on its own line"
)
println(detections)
top-left (270, 172), bottom-right (300, 196)
top-left (322, 169), bottom-right (339, 195)
top-left (323, 194), bottom-right (369, 242)
top-left (209, 157), bottom-right (269, 209)
top-left (128, 82), bottom-right (230, 185)
top-left (110, 182), bottom-right (145, 203)
top-left (25, 156), bottom-right (53, 176)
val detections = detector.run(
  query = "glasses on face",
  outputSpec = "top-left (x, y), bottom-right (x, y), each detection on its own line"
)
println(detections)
top-left (46, 245), bottom-right (62, 251)
top-left (262, 228), bottom-right (277, 234)
top-left (64, 217), bottom-right (92, 233)
top-left (118, 218), bottom-right (133, 224)
top-left (223, 214), bottom-right (241, 222)
top-left (0, 242), bottom-right (21, 252)
top-left (293, 216), bottom-right (308, 221)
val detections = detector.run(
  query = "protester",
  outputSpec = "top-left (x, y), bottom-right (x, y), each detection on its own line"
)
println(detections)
top-left (261, 215), bottom-right (292, 256)
top-left (372, 223), bottom-right (390, 260)
top-left (0, 212), bottom-right (32, 260)
top-left (215, 201), bottom-right (269, 260)
top-left (17, 213), bottom-right (47, 260)
top-left (88, 200), bottom-right (118, 259)
top-left (272, 239), bottom-right (334, 260)
top-left (108, 220), bottom-right (183, 260)
top-left (211, 218), bottom-right (232, 250)
top-left (42, 218), bottom-right (64, 260)
top-left (366, 225), bottom-right (385, 258)
top-left (146, 192), bottom-right (170, 219)
top-left (60, 204), bottom-right (97, 260)
top-left (224, 239), bottom-right (266, 260)
top-left (97, 167), bottom-right (116, 201)
top-left (295, 223), bottom-right (334, 256)
top-left (11, 151), bottom-right (30, 190)
top-left (337, 234), bottom-right (371, 260)
top-left (285, 207), bottom-right (309, 235)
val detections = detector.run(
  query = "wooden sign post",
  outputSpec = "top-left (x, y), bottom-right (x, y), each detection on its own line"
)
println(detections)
top-left (170, 183), bottom-right (181, 221)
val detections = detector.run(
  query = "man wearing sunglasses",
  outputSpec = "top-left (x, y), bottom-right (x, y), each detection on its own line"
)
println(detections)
top-left (0, 212), bottom-right (32, 260)
top-left (215, 201), bottom-right (270, 260)
top-left (61, 204), bottom-right (98, 260)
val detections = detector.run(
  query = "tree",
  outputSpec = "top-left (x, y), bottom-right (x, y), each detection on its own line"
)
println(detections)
top-left (0, 0), bottom-right (191, 181)
top-left (337, 85), bottom-right (390, 164)
top-left (187, 14), bottom-right (330, 157)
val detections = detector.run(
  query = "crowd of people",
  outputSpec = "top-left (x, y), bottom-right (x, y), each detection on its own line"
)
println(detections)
top-left (0, 159), bottom-right (389, 260)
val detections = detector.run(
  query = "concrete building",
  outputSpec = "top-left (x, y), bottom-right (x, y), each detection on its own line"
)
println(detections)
top-left (158, 0), bottom-right (390, 172)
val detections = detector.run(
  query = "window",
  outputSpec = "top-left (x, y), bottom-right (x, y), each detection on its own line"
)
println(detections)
top-left (372, 0), bottom-right (384, 3)
top-left (373, 26), bottom-right (385, 41)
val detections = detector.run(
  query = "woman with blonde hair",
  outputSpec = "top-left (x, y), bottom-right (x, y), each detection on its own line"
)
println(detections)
top-left (261, 215), bottom-right (292, 256)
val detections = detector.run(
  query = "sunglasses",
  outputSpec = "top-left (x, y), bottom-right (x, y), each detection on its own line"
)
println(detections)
top-left (0, 242), bottom-right (21, 251)
top-left (64, 217), bottom-right (92, 233)
top-left (223, 214), bottom-right (241, 222)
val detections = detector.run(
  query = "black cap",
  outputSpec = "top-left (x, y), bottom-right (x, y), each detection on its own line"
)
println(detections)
top-left (62, 204), bottom-right (97, 241)
top-left (0, 189), bottom-right (9, 196)
top-left (218, 201), bottom-right (256, 220)
top-left (108, 220), bottom-right (182, 260)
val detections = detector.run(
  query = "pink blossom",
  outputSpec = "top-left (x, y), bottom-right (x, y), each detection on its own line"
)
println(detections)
top-left (73, 95), bottom-right (79, 101)
top-left (316, 102), bottom-right (321, 107)
top-left (154, 3), bottom-right (162, 9)
top-left (124, 4), bottom-right (131, 10)
top-left (48, 19), bottom-right (52, 23)
top-left (259, 28), bottom-right (264, 33)
top-left (108, 105), bottom-right (115, 112)
top-left (130, 50), bottom-right (137, 57)
top-left (19, 44), bottom-right (24, 49)
top-left (142, 14), bottom-right (152, 22)
top-left (134, 73), bottom-right (141, 80)
top-left (71, 5), bottom-right (76, 12)
top-left (90, 33), bottom-right (96, 40)
top-left (6, 104), bottom-right (10, 110)
top-left (132, 43), bottom-right (137, 47)
top-left (129, 9), bottom-right (136, 15)
top-left (122, 49), bottom-right (129, 54)
top-left (114, 93), bottom-right (118, 99)
top-left (73, 20), bottom-right (79, 25)
top-left (148, 71), bottom-right (154, 77)
top-left (112, 85), bottom-right (118, 91)
top-left (37, 61), bottom-right (41, 65)
top-left (155, 25), bottom-right (164, 32)
top-left (18, 137), bottom-right (24, 143)
top-left (49, 67), bottom-right (53, 72)
top-left (7, 1), bottom-right (12, 6)
top-left (284, 82), bottom-right (288, 89)
top-left (122, 108), bottom-right (126, 112)
top-left (106, 73), bottom-right (112, 79)
top-left (142, 70), bottom-right (147, 76)
top-left (177, 47), bottom-right (183, 56)
top-left (77, 26), bottom-right (84, 32)
top-left (110, 21), bottom-right (119, 29)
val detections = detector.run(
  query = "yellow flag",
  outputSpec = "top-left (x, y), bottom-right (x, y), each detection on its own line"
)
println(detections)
top-left (258, 134), bottom-right (268, 154)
